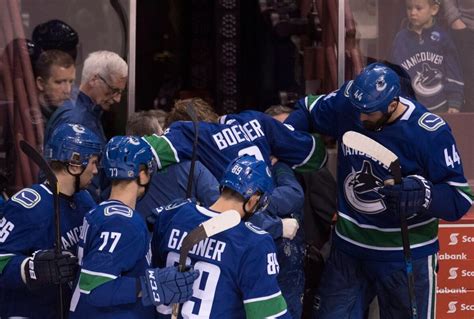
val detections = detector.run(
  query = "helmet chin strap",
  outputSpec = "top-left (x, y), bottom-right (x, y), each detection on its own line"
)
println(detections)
top-left (137, 174), bottom-right (151, 201)
top-left (66, 164), bottom-right (86, 193)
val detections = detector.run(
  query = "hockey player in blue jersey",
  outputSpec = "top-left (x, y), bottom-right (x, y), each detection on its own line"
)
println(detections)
top-left (69, 136), bottom-right (199, 319)
top-left (151, 155), bottom-right (291, 318)
top-left (0, 123), bottom-right (102, 319)
top-left (143, 98), bottom-right (327, 181)
top-left (285, 62), bottom-right (473, 318)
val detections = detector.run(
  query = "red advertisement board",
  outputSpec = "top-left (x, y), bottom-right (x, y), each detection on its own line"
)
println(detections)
top-left (437, 211), bottom-right (474, 319)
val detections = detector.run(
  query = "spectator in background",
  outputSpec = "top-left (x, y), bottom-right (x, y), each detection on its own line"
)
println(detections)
top-left (391, 0), bottom-right (464, 113)
top-left (126, 110), bottom-right (220, 227)
top-left (46, 50), bottom-right (128, 201)
top-left (265, 104), bottom-right (337, 318)
top-left (443, 0), bottom-right (474, 112)
top-left (34, 50), bottom-right (75, 128)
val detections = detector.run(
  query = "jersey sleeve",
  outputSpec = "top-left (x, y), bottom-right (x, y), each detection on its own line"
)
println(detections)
top-left (256, 112), bottom-right (327, 173)
top-left (143, 122), bottom-right (195, 170)
top-left (0, 192), bottom-right (51, 289)
top-left (239, 235), bottom-right (289, 319)
top-left (77, 217), bottom-right (147, 306)
top-left (265, 162), bottom-right (304, 220)
top-left (193, 161), bottom-right (220, 206)
top-left (285, 93), bottom-right (340, 137)
top-left (422, 126), bottom-right (473, 221)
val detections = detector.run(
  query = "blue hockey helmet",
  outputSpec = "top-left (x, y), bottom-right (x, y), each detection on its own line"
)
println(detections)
top-left (102, 136), bottom-right (157, 180)
top-left (45, 123), bottom-right (102, 166)
top-left (220, 155), bottom-right (273, 205)
top-left (348, 62), bottom-right (401, 114)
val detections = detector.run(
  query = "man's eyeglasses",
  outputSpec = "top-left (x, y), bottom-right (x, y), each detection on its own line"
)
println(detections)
top-left (97, 74), bottom-right (125, 96)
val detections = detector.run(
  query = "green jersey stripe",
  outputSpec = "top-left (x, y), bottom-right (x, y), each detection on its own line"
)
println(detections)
top-left (456, 185), bottom-right (474, 203)
top-left (143, 135), bottom-right (179, 169)
top-left (336, 213), bottom-right (439, 250)
top-left (0, 254), bottom-right (14, 274)
top-left (244, 292), bottom-right (287, 319)
top-left (78, 270), bottom-right (117, 294)
top-left (293, 134), bottom-right (327, 173)
top-left (305, 95), bottom-right (324, 112)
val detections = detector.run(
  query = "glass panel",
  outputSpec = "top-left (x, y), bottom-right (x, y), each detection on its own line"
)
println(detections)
top-left (0, 0), bottom-right (130, 194)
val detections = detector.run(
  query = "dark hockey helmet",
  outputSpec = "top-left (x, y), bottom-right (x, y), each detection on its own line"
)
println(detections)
top-left (45, 123), bottom-right (102, 167)
top-left (220, 155), bottom-right (273, 210)
top-left (32, 19), bottom-right (78, 57)
top-left (348, 62), bottom-right (401, 114)
top-left (102, 136), bottom-right (157, 180)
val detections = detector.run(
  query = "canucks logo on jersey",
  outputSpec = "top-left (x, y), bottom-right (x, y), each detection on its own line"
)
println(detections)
top-left (343, 160), bottom-right (386, 214)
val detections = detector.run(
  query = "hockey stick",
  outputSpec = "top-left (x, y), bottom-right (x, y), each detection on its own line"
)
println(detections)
top-left (185, 101), bottom-right (199, 198)
top-left (171, 209), bottom-right (241, 319)
top-left (342, 131), bottom-right (418, 319)
top-left (19, 140), bottom-right (65, 319)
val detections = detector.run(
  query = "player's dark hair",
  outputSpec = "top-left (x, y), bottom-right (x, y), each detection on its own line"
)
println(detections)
top-left (220, 186), bottom-right (245, 202)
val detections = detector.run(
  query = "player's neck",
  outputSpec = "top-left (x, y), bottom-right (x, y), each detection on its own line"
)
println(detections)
top-left (54, 174), bottom-right (73, 196)
top-left (387, 101), bottom-right (407, 124)
top-left (209, 198), bottom-right (245, 218)
top-left (109, 183), bottom-right (138, 209)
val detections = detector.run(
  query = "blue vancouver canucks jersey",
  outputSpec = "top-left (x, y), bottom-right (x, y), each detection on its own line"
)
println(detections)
top-left (391, 23), bottom-right (464, 111)
top-left (0, 183), bottom-right (95, 319)
top-left (144, 110), bottom-right (326, 180)
top-left (69, 200), bottom-right (154, 319)
top-left (286, 85), bottom-right (473, 261)
top-left (152, 201), bottom-right (291, 318)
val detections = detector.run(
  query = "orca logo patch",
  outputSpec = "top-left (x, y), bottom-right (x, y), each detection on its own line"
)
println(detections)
top-left (343, 161), bottom-right (386, 214)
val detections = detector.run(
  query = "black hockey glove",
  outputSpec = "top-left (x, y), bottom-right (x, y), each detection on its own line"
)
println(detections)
top-left (379, 175), bottom-right (433, 218)
top-left (22, 249), bottom-right (79, 289)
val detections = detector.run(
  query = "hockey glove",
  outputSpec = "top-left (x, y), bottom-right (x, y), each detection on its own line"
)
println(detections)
top-left (379, 175), bottom-right (433, 218)
top-left (282, 218), bottom-right (300, 240)
top-left (22, 249), bottom-right (79, 289)
top-left (140, 266), bottom-right (199, 306)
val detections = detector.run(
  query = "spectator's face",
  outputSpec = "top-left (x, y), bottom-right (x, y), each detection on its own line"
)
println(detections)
top-left (406, 0), bottom-right (438, 29)
top-left (36, 64), bottom-right (76, 107)
top-left (79, 155), bottom-right (99, 189)
top-left (96, 73), bottom-right (127, 111)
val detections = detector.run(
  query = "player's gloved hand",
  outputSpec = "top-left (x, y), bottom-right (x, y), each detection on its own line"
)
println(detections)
top-left (21, 249), bottom-right (79, 289)
top-left (140, 266), bottom-right (200, 306)
top-left (282, 218), bottom-right (299, 240)
top-left (379, 175), bottom-right (433, 218)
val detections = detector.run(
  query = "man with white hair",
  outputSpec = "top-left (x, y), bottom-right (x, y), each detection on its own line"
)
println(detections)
top-left (45, 50), bottom-right (128, 145)
top-left (45, 51), bottom-right (128, 201)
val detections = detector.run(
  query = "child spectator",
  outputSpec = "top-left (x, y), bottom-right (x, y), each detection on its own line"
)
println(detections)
top-left (391, 0), bottom-right (464, 113)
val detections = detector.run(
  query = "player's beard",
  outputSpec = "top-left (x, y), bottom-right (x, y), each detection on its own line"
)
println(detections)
top-left (362, 110), bottom-right (394, 132)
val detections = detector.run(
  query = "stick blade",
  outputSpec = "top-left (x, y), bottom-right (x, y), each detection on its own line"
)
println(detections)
top-left (202, 209), bottom-right (241, 237)
top-left (342, 131), bottom-right (398, 169)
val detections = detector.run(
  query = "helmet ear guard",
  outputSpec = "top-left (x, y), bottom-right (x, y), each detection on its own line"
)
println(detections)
top-left (348, 62), bottom-right (401, 114)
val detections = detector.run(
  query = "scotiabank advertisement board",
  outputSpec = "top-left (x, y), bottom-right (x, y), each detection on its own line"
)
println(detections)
top-left (437, 211), bottom-right (474, 318)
